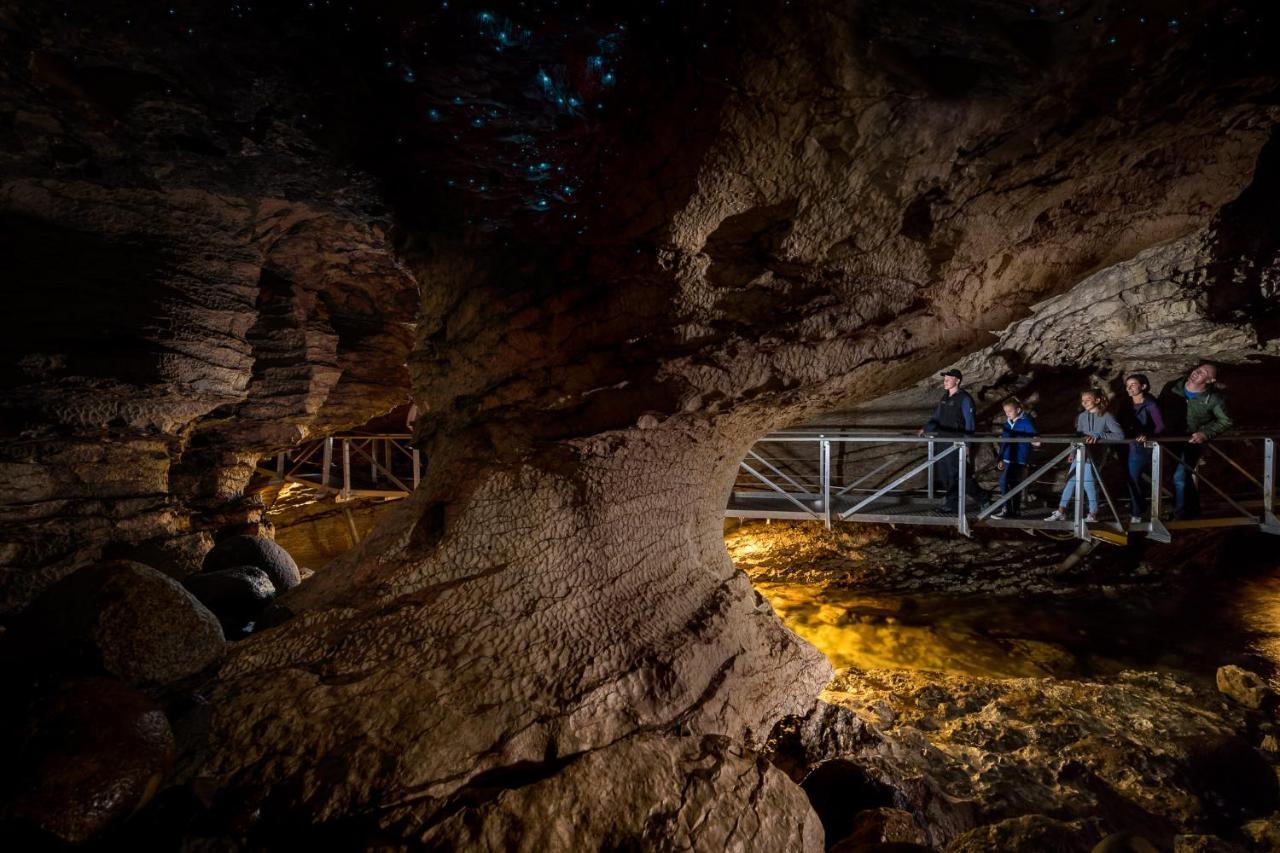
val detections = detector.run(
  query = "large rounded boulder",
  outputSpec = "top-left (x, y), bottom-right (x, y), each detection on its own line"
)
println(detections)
top-left (202, 535), bottom-right (301, 593)
top-left (23, 560), bottom-right (225, 685)
top-left (183, 565), bottom-right (277, 639)
top-left (3, 677), bottom-right (176, 843)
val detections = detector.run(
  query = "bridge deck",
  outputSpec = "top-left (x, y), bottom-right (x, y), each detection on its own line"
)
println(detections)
top-left (726, 431), bottom-right (1280, 545)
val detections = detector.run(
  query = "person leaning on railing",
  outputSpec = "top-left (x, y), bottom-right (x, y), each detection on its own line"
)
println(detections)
top-left (992, 398), bottom-right (1038, 519)
top-left (1120, 373), bottom-right (1165, 524)
top-left (1158, 362), bottom-right (1233, 520)
top-left (1046, 388), bottom-right (1125, 524)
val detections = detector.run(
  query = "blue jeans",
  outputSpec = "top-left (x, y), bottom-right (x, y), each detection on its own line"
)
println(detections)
top-left (1059, 461), bottom-right (1099, 513)
top-left (999, 463), bottom-right (1026, 515)
top-left (1127, 445), bottom-right (1152, 516)
top-left (1173, 445), bottom-right (1204, 517)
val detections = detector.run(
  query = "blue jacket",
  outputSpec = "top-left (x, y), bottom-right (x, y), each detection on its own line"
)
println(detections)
top-left (1000, 414), bottom-right (1038, 465)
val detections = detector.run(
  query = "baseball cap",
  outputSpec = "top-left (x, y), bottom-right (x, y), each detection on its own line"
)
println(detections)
top-left (940, 368), bottom-right (963, 380)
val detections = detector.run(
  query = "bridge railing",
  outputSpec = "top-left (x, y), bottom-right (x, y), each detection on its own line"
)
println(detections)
top-left (729, 431), bottom-right (1279, 543)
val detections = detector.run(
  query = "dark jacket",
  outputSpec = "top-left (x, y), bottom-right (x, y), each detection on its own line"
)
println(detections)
top-left (999, 414), bottom-right (1038, 465)
top-left (925, 390), bottom-right (976, 435)
top-left (1159, 378), bottom-right (1232, 440)
top-left (1120, 396), bottom-right (1165, 439)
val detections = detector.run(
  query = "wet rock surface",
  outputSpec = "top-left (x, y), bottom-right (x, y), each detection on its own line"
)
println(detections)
top-left (1, 677), bottom-right (175, 844)
top-left (14, 559), bottom-right (224, 685)
top-left (732, 520), bottom-right (1280, 850)
top-left (1217, 665), bottom-right (1275, 711)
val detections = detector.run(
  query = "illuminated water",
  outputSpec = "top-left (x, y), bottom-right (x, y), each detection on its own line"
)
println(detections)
top-left (754, 569), bottom-right (1280, 687)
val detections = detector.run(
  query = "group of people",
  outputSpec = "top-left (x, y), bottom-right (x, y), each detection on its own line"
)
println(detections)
top-left (920, 363), bottom-right (1233, 523)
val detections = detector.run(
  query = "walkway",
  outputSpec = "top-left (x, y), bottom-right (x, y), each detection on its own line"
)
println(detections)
top-left (726, 432), bottom-right (1280, 544)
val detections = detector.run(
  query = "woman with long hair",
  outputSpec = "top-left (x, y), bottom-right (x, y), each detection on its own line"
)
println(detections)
top-left (1046, 388), bottom-right (1124, 524)
top-left (1121, 373), bottom-right (1165, 523)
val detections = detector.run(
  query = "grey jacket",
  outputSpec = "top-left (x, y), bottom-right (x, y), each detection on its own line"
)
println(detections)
top-left (1076, 409), bottom-right (1124, 464)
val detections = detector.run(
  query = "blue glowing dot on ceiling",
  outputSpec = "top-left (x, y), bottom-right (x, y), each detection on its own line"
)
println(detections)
top-left (453, 96), bottom-right (464, 105)
top-left (427, 109), bottom-right (441, 121)
top-left (479, 12), bottom-right (493, 23)
top-left (471, 117), bottom-right (485, 128)
top-left (602, 72), bottom-right (615, 84)
top-left (1107, 35), bottom-right (1117, 44)
top-left (403, 68), bottom-right (416, 82)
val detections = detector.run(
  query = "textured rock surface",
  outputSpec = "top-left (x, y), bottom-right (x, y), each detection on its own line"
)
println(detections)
top-left (2, 0), bottom-right (1279, 845)
top-left (406, 734), bottom-right (824, 851)
top-left (824, 668), bottom-right (1277, 848)
top-left (945, 814), bottom-right (1097, 853)
top-left (0, 3), bottom-right (419, 612)
top-left (190, 0), bottom-right (1280, 838)
top-left (3, 677), bottom-right (175, 843)
top-left (201, 535), bottom-right (300, 594)
top-left (268, 494), bottom-right (394, 572)
top-left (17, 560), bottom-right (224, 684)
top-left (1217, 665), bottom-right (1274, 711)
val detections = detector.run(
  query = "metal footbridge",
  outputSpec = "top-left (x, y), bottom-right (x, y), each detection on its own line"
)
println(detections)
top-left (726, 432), bottom-right (1280, 545)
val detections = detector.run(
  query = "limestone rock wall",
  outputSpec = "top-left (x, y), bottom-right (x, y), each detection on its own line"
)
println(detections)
top-left (0, 4), bottom-right (419, 611)
top-left (2, 0), bottom-right (1279, 845)
top-left (196, 0), bottom-right (1280, 843)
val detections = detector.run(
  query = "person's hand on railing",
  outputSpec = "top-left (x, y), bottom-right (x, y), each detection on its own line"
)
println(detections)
top-left (996, 460), bottom-right (1005, 471)
top-left (1189, 431), bottom-right (1208, 445)
top-left (1084, 435), bottom-right (1099, 444)
top-left (1135, 434), bottom-right (1147, 444)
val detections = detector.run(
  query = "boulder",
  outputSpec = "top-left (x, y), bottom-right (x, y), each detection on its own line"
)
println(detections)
top-left (182, 566), bottom-right (277, 639)
top-left (946, 815), bottom-right (1096, 853)
top-left (1171, 835), bottom-right (1242, 853)
top-left (22, 560), bottom-right (224, 684)
top-left (4, 677), bottom-right (175, 843)
top-left (202, 535), bottom-right (301, 593)
top-left (412, 734), bottom-right (823, 851)
top-left (830, 807), bottom-right (925, 849)
top-left (1216, 666), bottom-right (1273, 711)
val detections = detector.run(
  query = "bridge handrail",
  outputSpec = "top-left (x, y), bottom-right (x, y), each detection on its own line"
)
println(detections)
top-left (756, 431), bottom-right (1277, 444)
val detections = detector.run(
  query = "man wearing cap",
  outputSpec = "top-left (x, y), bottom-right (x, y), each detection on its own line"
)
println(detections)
top-left (919, 368), bottom-right (992, 513)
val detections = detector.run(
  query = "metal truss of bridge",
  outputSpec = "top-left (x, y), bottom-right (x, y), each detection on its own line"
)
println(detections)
top-left (726, 432), bottom-right (1280, 545)
top-left (257, 433), bottom-right (420, 502)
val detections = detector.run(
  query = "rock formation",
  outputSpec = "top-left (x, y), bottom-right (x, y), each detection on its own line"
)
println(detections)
top-left (2, 0), bottom-right (1279, 846)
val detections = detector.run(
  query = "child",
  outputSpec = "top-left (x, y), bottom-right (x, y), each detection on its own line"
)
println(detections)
top-left (1047, 388), bottom-right (1124, 524)
top-left (994, 398), bottom-right (1037, 518)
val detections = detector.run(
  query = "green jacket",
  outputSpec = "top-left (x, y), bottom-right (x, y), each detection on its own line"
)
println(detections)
top-left (1164, 378), bottom-right (1233, 440)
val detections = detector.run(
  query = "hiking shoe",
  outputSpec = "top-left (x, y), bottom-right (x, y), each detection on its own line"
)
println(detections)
top-left (1130, 516), bottom-right (1143, 525)
top-left (1046, 509), bottom-right (1067, 522)
top-left (1085, 512), bottom-right (1099, 523)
